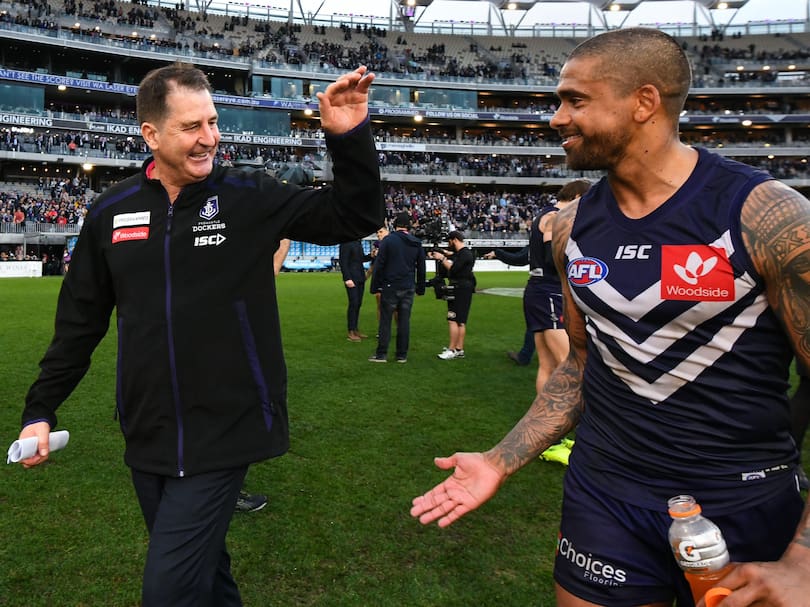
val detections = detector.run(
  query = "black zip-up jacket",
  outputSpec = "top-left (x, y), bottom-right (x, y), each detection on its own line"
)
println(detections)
top-left (22, 121), bottom-right (383, 477)
top-left (369, 229), bottom-right (426, 295)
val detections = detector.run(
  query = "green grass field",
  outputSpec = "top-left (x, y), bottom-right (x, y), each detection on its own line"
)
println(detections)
top-left (0, 272), bottom-right (805, 607)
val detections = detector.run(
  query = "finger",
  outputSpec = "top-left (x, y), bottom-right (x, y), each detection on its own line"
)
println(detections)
top-left (418, 496), bottom-right (457, 526)
top-left (354, 72), bottom-right (375, 94)
top-left (315, 91), bottom-right (331, 113)
top-left (411, 485), bottom-right (446, 512)
top-left (433, 455), bottom-right (456, 470)
top-left (438, 503), bottom-right (470, 528)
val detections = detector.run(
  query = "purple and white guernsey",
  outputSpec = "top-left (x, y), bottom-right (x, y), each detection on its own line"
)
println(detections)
top-left (565, 147), bottom-right (797, 513)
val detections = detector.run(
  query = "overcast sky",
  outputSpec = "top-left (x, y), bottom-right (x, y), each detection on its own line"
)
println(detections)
top-left (260, 0), bottom-right (807, 28)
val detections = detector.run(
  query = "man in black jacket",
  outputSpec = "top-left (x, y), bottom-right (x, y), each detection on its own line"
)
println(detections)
top-left (339, 239), bottom-right (372, 341)
top-left (15, 63), bottom-right (383, 607)
top-left (369, 212), bottom-right (426, 363)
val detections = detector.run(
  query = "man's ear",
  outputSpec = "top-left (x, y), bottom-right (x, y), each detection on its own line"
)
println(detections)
top-left (633, 84), bottom-right (661, 123)
top-left (140, 122), bottom-right (158, 150)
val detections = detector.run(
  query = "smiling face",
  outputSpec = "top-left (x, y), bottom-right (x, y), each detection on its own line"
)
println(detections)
top-left (549, 56), bottom-right (635, 172)
top-left (141, 84), bottom-right (220, 194)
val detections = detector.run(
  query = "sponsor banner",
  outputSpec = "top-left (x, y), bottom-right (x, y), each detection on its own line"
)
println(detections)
top-left (376, 141), bottom-right (427, 152)
top-left (0, 113), bottom-right (54, 128)
top-left (0, 261), bottom-right (43, 278)
top-left (226, 134), bottom-right (305, 145)
top-left (87, 122), bottom-right (142, 136)
top-left (0, 67), bottom-right (137, 94)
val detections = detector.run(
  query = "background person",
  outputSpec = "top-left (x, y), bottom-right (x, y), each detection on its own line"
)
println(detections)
top-left (429, 230), bottom-right (475, 360)
top-left (15, 62), bottom-right (383, 607)
top-left (412, 28), bottom-right (810, 607)
top-left (485, 179), bottom-right (591, 393)
top-left (339, 239), bottom-right (372, 342)
top-left (368, 225), bottom-right (390, 330)
top-left (368, 211), bottom-right (426, 363)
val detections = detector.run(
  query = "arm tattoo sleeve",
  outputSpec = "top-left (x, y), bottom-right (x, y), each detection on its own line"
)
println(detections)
top-left (740, 179), bottom-right (810, 549)
top-left (485, 202), bottom-right (586, 477)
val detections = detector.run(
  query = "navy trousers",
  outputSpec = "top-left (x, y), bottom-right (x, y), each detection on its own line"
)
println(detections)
top-left (345, 282), bottom-right (365, 331)
top-left (131, 465), bottom-right (248, 607)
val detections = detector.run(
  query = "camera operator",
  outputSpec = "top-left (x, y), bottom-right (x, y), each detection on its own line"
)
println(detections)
top-left (428, 230), bottom-right (475, 360)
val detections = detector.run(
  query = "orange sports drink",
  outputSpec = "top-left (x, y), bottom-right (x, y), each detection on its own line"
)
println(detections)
top-left (667, 495), bottom-right (736, 604)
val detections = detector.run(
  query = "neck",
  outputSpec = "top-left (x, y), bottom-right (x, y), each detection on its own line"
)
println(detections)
top-left (608, 141), bottom-right (698, 219)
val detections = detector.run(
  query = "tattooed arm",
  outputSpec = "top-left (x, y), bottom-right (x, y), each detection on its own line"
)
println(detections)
top-left (707, 179), bottom-right (810, 607)
top-left (409, 202), bottom-right (586, 528)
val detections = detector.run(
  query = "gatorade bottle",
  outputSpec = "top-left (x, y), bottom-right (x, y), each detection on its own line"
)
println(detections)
top-left (668, 495), bottom-right (736, 603)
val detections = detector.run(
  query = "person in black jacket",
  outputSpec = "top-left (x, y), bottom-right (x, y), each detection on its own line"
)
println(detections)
top-left (369, 211), bottom-right (426, 363)
top-left (429, 230), bottom-right (475, 360)
top-left (339, 239), bottom-right (372, 341)
top-left (14, 63), bottom-right (383, 607)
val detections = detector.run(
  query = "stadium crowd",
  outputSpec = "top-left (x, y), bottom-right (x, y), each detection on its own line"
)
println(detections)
top-left (3, 0), bottom-right (810, 88)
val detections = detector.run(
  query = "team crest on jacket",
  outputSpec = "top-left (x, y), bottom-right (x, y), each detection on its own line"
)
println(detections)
top-left (660, 245), bottom-right (734, 301)
top-left (200, 196), bottom-right (219, 220)
top-left (567, 257), bottom-right (609, 286)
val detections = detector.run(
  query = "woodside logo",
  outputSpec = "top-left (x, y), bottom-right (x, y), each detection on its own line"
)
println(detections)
top-left (112, 227), bottom-right (150, 243)
top-left (660, 245), bottom-right (734, 302)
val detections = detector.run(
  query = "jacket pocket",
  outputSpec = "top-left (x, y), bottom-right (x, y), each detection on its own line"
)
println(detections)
top-left (233, 300), bottom-right (275, 430)
top-left (115, 315), bottom-right (127, 431)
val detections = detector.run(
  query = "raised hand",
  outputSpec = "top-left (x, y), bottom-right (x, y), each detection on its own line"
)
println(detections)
top-left (316, 66), bottom-right (375, 135)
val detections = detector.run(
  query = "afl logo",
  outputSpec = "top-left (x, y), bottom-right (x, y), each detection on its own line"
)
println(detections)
top-left (567, 257), bottom-right (609, 286)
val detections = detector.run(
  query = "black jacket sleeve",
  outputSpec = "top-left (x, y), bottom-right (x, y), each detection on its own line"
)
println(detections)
top-left (22, 216), bottom-right (115, 428)
top-left (493, 246), bottom-right (529, 266)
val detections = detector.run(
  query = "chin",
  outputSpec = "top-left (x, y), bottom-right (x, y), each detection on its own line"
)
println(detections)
top-left (187, 160), bottom-right (214, 179)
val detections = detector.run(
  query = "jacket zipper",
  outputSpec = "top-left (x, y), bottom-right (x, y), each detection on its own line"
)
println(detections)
top-left (164, 201), bottom-right (185, 477)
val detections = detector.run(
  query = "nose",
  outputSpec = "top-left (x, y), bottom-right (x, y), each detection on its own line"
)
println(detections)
top-left (199, 123), bottom-right (219, 147)
top-left (549, 105), bottom-right (568, 130)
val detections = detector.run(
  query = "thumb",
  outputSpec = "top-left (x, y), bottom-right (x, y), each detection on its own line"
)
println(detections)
top-left (433, 455), bottom-right (456, 470)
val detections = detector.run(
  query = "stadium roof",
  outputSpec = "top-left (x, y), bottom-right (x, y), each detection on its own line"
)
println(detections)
top-left (191, 0), bottom-right (805, 35)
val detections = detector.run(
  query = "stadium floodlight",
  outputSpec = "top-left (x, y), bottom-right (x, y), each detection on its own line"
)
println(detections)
top-left (494, 0), bottom-right (538, 9)
top-left (697, 0), bottom-right (750, 8)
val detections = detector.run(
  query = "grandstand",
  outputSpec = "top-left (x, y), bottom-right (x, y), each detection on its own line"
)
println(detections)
top-left (2, 0), bottom-right (810, 270)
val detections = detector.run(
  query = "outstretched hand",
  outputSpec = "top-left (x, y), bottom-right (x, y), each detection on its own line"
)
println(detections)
top-left (410, 452), bottom-right (505, 528)
top-left (316, 65), bottom-right (375, 135)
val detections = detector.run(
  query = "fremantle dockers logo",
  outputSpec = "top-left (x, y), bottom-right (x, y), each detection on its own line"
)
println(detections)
top-left (200, 196), bottom-right (219, 220)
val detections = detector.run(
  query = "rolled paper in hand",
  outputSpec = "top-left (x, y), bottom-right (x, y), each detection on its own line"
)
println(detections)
top-left (7, 430), bottom-right (70, 464)
top-left (704, 586), bottom-right (732, 607)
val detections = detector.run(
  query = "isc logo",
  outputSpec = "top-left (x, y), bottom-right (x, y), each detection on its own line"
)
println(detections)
top-left (615, 244), bottom-right (652, 260)
top-left (567, 257), bottom-right (609, 286)
top-left (194, 233), bottom-right (227, 247)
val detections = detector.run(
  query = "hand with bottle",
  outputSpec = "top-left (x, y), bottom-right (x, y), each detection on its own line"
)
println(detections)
top-left (694, 549), bottom-right (810, 607)
top-left (669, 495), bottom-right (810, 607)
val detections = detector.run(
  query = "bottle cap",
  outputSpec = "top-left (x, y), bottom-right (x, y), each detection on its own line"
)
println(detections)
top-left (704, 586), bottom-right (732, 607)
top-left (667, 495), bottom-right (702, 518)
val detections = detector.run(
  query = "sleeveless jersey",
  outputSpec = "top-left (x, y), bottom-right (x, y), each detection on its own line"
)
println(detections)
top-left (565, 148), bottom-right (797, 514)
top-left (529, 205), bottom-right (562, 288)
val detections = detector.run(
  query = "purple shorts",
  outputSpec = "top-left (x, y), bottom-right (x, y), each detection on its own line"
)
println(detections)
top-left (553, 463), bottom-right (803, 606)
top-left (524, 280), bottom-right (564, 332)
